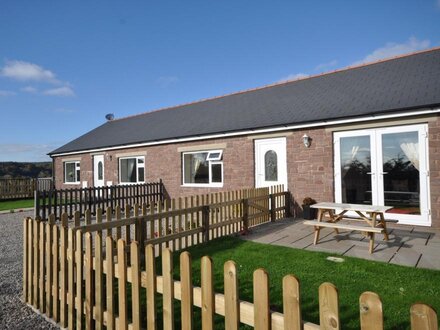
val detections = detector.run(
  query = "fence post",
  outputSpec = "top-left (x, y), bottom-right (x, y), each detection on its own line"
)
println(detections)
top-left (285, 191), bottom-right (292, 218)
top-left (270, 194), bottom-right (276, 222)
top-left (31, 178), bottom-right (36, 198)
top-left (34, 190), bottom-right (39, 219)
top-left (202, 206), bottom-right (210, 243)
top-left (137, 216), bottom-right (147, 260)
top-left (160, 179), bottom-right (164, 202)
top-left (243, 198), bottom-right (249, 233)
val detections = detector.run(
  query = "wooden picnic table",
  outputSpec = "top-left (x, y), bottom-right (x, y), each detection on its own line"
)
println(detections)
top-left (304, 202), bottom-right (395, 254)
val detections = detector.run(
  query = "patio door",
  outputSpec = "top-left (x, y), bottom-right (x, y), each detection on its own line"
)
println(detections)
top-left (334, 124), bottom-right (430, 226)
top-left (255, 137), bottom-right (287, 189)
top-left (93, 155), bottom-right (105, 188)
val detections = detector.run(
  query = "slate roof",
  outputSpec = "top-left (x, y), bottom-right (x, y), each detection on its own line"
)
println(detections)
top-left (50, 48), bottom-right (440, 155)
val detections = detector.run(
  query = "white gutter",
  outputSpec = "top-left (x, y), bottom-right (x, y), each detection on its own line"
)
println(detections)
top-left (51, 108), bottom-right (440, 157)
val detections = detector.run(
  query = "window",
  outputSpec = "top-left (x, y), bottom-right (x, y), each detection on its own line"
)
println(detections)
top-left (264, 150), bottom-right (278, 181)
top-left (64, 161), bottom-right (80, 183)
top-left (334, 124), bottom-right (430, 226)
top-left (183, 150), bottom-right (223, 186)
top-left (206, 150), bottom-right (223, 161)
top-left (119, 156), bottom-right (145, 184)
top-left (97, 161), bottom-right (103, 180)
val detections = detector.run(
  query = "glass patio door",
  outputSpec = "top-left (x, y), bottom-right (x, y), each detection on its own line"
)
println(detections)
top-left (334, 124), bottom-right (430, 226)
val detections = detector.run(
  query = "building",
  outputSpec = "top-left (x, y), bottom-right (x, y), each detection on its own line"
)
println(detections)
top-left (49, 48), bottom-right (440, 227)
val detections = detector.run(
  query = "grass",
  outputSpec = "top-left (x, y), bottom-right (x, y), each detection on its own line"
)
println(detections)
top-left (159, 236), bottom-right (440, 330)
top-left (0, 198), bottom-right (34, 211)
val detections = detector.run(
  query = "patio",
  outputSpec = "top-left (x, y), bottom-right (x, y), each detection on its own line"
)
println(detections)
top-left (242, 218), bottom-right (440, 270)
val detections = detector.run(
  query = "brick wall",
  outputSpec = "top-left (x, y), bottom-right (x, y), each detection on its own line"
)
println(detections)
top-left (428, 116), bottom-right (440, 228)
top-left (287, 128), bottom-right (334, 215)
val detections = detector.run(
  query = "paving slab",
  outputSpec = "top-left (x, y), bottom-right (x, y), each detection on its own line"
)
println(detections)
top-left (427, 233), bottom-right (440, 244)
top-left (417, 251), bottom-right (440, 270)
top-left (242, 218), bottom-right (440, 269)
top-left (305, 237), bottom-right (354, 255)
top-left (389, 247), bottom-right (422, 267)
top-left (341, 240), bottom-right (396, 262)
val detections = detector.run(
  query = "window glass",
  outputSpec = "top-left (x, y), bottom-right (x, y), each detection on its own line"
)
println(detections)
top-left (138, 167), bottom-right (145, 182)
top-left (211, 163), bottom-right (222, 183)
top-left (382, 131), bottom-right (420, 214)
top-left (184, 152), bottom-right (209, 184)
top-left (206, 150), bottom-right (223, 161)
top-left (120, 158), bottom-right (137, 183)
top-left (76, 164), bottom-right (81, 182)
top-left (98, 161), bottom-right (103, 180)
top-left (65, 161), bottom-right (80, 183)
top-left (264, 150), bottom-right (278, 181)
top-left (119, 157), bottom-right (145, 183)
top-left (183, 151), bottom-right (223, 185)
top-left (340, 136), bottom-right (372, 204)
top-left (65, 162), bottom-right (76, 182)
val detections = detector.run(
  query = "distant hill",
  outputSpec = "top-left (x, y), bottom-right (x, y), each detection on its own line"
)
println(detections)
top-left (0, 162), bottom-right (52, 179)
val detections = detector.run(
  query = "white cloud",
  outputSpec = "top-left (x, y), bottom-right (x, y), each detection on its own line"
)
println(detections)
top-left (157, 76), bottom-right (179, 87)
top-left (0, 90), bottom-right (16, 96)
top-left (314, 60), bottom-right (338, 71)
top-left (278, 73), bottom-right (309, 82)
top-left (1, 60), bottom-right (60, 84)
top-left (0, 143), bottom-right (53, 162)
top-left (43, 86), bottom-right (75, 97)
top-left (21, 86), bottom-right (38, 93)
top-left (353, 37), bottom-right (431, 65)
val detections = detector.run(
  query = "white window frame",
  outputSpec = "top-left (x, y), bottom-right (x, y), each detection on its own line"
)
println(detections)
top-left (64, 161), bottom-right (80, 184)
top-left (206, 150), bottom-right (223, 161)
top-left (209, 161), bottom-right (224, 184)
top-left (182, 150), bottom-right (224, 187)
top-left (334, 123), bottom-right (430, 226)
top-left (119, 156), bottom-right (145, 184)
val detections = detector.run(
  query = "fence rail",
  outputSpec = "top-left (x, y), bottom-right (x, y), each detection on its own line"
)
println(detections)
top-left (0, 177), bottom-right (53, 200)
top-left (42, 185), bottom-right (287, 257)
top-left (23, 216), bottom-right (438, 329)
top-left (34, 180), bottom-right (164, 220)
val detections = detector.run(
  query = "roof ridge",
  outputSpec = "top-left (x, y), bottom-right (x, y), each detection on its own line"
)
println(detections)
top-left (112, 46), bottom-right (440, 122)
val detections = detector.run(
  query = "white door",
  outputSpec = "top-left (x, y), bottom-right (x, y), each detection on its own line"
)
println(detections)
top-left (334, 124), bottom-right (430, 226)
top-left (255, 138), bottom-right (287, 189)
top-left (93, 155), bottom-right (105, 188)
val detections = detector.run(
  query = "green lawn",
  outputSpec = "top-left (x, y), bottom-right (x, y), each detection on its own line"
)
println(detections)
top-left (0, 198), bottom-right (34, 211)
top-left (162, 236), bottom-right (440, 329)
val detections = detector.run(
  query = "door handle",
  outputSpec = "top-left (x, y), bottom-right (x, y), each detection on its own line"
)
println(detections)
top-left (380, 172), bottom-right (388, 175)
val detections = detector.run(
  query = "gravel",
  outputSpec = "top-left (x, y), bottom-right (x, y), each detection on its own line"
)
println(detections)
top-left (0, 211), bottom-right (59, 329)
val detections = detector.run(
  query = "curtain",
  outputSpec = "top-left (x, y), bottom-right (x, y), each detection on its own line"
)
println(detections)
top-left (400, 142), bottom-right (419, 170)
top-left (194, 158), bottom-right (201, 173)
top-left (128, 159), bottom-right (136, 181)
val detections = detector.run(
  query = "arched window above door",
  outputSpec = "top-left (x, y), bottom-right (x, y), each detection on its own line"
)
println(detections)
top-left (264, 150), bottom-right (278, 181)
top-left (98, 161), bottom-right (103, 180)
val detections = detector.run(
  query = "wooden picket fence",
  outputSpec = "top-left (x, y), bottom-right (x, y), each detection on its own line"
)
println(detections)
top-left (40, 185), bottom-right (287, 257)
top-left (34, 180), bottom-right (164, 221)
top-left (0, 177), bottom-right (53, 200)
top-left (23, 216), bottom-right (438, 330)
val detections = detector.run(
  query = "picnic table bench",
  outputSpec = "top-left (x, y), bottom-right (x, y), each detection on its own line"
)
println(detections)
top-left (303, 202), bottom-right (398, 253)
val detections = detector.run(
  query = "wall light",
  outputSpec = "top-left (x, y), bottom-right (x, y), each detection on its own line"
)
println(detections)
top-left (302, 134), bottom-right (311, 148)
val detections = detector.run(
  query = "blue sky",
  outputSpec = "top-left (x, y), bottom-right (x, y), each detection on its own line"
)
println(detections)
top-left (0, 1), bottom-right (439, 162)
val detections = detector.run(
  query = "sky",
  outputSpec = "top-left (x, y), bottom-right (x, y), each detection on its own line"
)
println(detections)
top-left (0, 1), bottom-right (439, 162)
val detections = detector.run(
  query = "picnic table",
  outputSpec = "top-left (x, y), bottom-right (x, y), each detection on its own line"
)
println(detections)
top-left (303, 202), bottom-right (395, 254)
